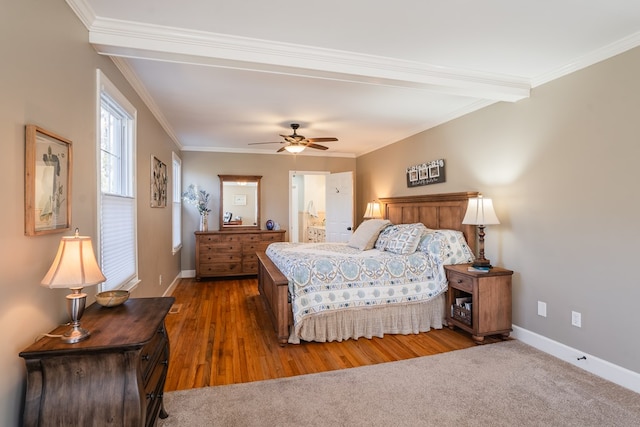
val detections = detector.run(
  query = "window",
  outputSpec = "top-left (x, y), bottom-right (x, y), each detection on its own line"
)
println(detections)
top-left (97, 70), bottom-right (138, 291)
top-left (172, 152), bottom-right (182, 253)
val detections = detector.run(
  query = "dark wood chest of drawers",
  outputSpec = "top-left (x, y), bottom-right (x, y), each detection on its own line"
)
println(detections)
top-left (19, 297), bottom-right (174, 427)
top-left (195, 230), bottom-right (286, 279)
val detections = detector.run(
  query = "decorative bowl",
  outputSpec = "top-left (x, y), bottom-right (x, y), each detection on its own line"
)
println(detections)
top-left (95, 290), bottom-right (129, 307)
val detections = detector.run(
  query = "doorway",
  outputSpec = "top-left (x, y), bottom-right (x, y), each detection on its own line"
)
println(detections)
top-left (289, 171), bottom-right (354, 243)
top-left (289, 171), bottom-right (328, 243)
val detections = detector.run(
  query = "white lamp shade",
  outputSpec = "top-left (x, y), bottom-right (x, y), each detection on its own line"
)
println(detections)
top-left (462, 197), bottom-right (500, 225)
top-left (363, 202), bottom-right (383, 219)
top-left (284, 144), bottom-right (305, 153)
top-left (41, 234), bottom-right (106, 289)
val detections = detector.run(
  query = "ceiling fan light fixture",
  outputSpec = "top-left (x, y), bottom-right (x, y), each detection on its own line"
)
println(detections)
top-left (284, 144), bottom-right (306, 154)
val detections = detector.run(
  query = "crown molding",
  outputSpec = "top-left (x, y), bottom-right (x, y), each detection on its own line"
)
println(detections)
top-left (109, 57), bottom-right (183, 149)
top-left (65, 0), bottom-right (95, 29)
top-left (87, 17), bottom-right (530, 102)
top-left (531, 30), bottom-right (640, 88)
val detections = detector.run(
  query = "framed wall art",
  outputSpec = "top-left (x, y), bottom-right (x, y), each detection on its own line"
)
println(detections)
top-left (151, 155), bottom-right (167, 208)
top-left (25, 125), bottom-right (72, 236)
top-left (406, 159), bottom-right (446, 188)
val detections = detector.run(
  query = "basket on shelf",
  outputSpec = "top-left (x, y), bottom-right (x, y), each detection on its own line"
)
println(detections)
top-left (452, 304), bottom-right (472, 326)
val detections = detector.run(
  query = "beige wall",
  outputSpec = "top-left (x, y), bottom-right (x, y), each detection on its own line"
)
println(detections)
top-left (357, 47), bottom-right (640, 374)
top-left (1, 2), bottom-right (181, 425)
top-left (180, 151), bottom-right (355, 270)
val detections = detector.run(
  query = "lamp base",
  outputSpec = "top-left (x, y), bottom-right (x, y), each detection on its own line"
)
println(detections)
top-left (472, 258), bottom-right (492, 269)
top-left (63, 288), bottom-right (89, 343)
top-left (62, 324), bottom-right (90, 343)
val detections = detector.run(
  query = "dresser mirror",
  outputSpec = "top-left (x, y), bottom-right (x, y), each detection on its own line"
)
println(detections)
top-left (218, 175), bottom-right (261, 230)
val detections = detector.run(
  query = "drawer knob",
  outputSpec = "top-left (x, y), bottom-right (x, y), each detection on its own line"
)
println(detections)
top-left (457, 279), bottom-right (463, 284)
top-left (141, 354), bottom-right (150, 361)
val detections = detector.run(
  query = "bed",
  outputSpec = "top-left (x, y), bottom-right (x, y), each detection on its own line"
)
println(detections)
top-left (257, 192), bottom-right (479, 345)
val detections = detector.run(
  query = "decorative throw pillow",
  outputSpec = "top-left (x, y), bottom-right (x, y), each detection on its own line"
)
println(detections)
top-left (418, 229), bottom-right (475, 265)
top-left (347, 219), bottom-right (392, 251)
top-left (374, 224), bottom-right (396, 250)
top-left (383, 223), bottom-right (428, 255)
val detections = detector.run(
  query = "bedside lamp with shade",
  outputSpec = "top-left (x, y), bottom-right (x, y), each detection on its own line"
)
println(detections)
top-left (41, 229), bottom-right (106, 343)
top-left (363, 201), bottom-right (383, 220)
top-left (462, 195), bottom-right (500, 268)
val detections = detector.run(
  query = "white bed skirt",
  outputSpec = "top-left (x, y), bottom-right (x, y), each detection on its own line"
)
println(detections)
top-left (289, 293), bottom-right (446, 344)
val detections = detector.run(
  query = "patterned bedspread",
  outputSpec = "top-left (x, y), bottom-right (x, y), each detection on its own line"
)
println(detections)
top-left (265, 242), bottom-right (448, 330)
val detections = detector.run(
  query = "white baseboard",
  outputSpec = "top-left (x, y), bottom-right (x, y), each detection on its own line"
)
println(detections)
top-left (511, 325), bottom-right (640, 394)
top-left (182, 269), bottom-right (196, 278)
top-left (163, 272), bottom-right (184, 297)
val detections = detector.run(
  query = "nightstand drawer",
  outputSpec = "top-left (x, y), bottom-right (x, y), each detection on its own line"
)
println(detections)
top-left (447, 271), bottom-right (474, 292)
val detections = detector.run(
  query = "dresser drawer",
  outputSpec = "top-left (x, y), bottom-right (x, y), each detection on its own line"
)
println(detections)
top-left (447, 271), bottom-right (474, 292)
top-left (243, 259), bottom-right (259, 273)
top-left (199, 242), bottom-right (241, 254)
top-left (200, 262), bottom-right (242, 275)
top-left (140, 328), bottom-right (166, 383)
top-left (261, 232), bottom-right (284, 243)
top-left (240, 233), bottom-right (261, 243)
top-left (199, 233), bottom-right (241, 243)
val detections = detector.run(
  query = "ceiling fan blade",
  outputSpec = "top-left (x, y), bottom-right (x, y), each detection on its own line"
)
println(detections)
top-left (277, 146), bottom-right (287, 153)
top-left (306, 137), bottom-right (338, 143)
top-left (280, 134), bottom-right (296, 143)
top-left (306, 143), bottom-right (329, 150)
top-left (248, 141), bottom-right (282, 145)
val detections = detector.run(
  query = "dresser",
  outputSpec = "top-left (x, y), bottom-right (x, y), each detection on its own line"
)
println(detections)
top-left (19, 297), bottom-right (174, 427)
top-left (195, 230), bottom-right (286, 279)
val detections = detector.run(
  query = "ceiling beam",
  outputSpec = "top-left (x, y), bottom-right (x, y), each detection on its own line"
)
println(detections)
top-left (88, 17), bottom-right (530, 103)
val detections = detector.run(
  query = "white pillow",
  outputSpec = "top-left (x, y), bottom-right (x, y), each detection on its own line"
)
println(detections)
top-left (347, 219), bottom-right (391, 251)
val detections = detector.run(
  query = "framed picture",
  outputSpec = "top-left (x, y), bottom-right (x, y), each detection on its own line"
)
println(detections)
top-left (151, 155), bottom-right (167, 208)
top-left (25, 125), bottom-right (72, 236)
top-left (406, 159), bottom-right (446, 187)
top-left (233, 194), bottom-right (247, 206)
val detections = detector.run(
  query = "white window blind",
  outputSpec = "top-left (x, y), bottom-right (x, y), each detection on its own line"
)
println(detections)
top-left (101, 194), bottom-right (136, 290)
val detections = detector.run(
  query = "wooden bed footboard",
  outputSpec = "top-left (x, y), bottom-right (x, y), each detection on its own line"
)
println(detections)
top-left (257, 251), bottom-right (292, 346)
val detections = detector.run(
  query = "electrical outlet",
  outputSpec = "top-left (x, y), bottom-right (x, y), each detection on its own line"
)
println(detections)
top-left (537, 301), bottom-right (547, 317)
top-left (571, 311), bottom-right (581, 327)
top-left (159, 274), bottom-right (163, 286)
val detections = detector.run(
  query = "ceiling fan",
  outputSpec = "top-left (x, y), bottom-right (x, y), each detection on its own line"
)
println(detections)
top-left (249, 123), bottom-right (338, 153)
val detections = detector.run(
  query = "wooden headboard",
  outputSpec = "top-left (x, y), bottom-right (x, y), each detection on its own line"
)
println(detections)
top-left (378, 192), bottom-right (479, 254)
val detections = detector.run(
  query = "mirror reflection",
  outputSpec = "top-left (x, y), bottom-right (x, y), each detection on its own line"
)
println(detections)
top-left (218, 175), bottom-right (261, 230)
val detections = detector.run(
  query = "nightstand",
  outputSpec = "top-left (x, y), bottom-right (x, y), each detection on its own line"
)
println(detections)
top-left (444, 264), bottom-right (513, 344)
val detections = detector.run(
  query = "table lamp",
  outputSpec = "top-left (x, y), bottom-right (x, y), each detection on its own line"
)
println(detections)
top-left (462, 195), bottom-right (500, 268)
top-left (363, 201), bottom-right (382, 220)
top-left (41, 229), bottom-right (106, 343)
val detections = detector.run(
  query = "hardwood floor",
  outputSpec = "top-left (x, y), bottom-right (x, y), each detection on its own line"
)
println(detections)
top-left (164, 277), bottom-right (493, 392)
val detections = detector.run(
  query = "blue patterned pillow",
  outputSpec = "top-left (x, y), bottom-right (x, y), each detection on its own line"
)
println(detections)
top-left (374, 224), bottom-right (395, 250)
top-left (418, 229), bottom-right (475, 265)
top-left (383, 223), bottom-right (428, 255)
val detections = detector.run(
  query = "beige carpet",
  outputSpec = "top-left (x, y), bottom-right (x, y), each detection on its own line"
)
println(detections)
top-left (158, 340), bottom-right (640, 426)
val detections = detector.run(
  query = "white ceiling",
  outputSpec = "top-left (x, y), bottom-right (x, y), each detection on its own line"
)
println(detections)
top-left (66, 0), bottom-right (640, 157)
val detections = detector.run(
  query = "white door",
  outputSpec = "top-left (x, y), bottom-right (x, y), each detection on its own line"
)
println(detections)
top-left (325, 171), bottom-right (354, 242)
